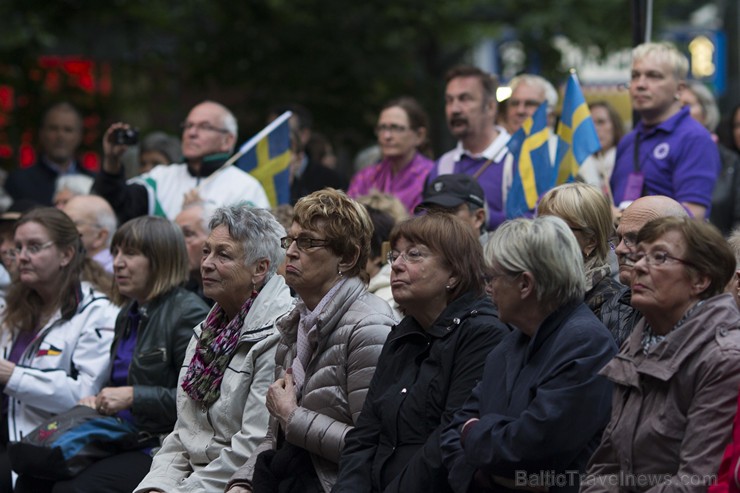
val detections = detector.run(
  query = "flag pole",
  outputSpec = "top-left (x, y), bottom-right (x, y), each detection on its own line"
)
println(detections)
top-left (196, 110), bottom-right (293, 189)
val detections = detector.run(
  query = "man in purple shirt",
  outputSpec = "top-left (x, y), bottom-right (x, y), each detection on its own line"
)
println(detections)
top-left (431, 66), bottom-right (512, 231)
top-left (610, 42), bottom-right (720, 219)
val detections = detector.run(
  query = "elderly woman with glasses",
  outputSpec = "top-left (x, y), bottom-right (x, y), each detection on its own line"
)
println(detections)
top-left (135, 205), bottom-right (294, 493)
top-left (441, 216), bottom-right (617, 493)
top-left (227, 188), bottom-right (396, 493)
top-left (583, 217), bottom-right (740, 493)
top-left (0, 207), bottom-right (119, 490)
top-left (333, 213), bottom-right (509, 493)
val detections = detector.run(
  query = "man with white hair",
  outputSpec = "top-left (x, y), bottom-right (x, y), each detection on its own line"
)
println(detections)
top-left (504, 73), bottom-right (559, 134)
top-left (63, 194), bottom-right (118, 273)
top-left (94, 100), bottom-right (269, 224)
top-left (175, 201), bottom-right (215, 305)
top-left (610, 42), bottom-right (720, 219)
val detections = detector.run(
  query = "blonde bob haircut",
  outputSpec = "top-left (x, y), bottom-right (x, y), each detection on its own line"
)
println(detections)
top-left (293, 188), bottom-right (373, 279)
top-left (487, 216), bottom-right (585, 308)
top-left (632, 42), bottom-right (689, 81)
top-left (110, 216), bottom-right (189, 305)
top-left (536, 183), bottom-right (615, 262)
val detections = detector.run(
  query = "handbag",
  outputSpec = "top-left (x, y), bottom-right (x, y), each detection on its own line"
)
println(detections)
top-left (7, 405), bottom-right (141, 480)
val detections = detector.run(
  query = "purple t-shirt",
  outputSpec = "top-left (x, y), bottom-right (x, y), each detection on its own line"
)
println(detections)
top-left (347, 152), bottom-right (434, 214)
top-left (431, 150), bottom-right (508, 230)
top-left (610, 106), bottom-right (720, 209)
top-left (111, 305), bottom-right (139, 424)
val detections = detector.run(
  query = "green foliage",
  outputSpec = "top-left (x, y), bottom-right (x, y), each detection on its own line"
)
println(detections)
top-left (0, 0), bottom-right (717, 165)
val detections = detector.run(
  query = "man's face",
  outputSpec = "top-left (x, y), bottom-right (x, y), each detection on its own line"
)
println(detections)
top-left (614, 209), bottom-right (650, 285)
top-left (63, 200), bottom-right (104, 255)
top-left (175, 206), bottom-right (209, 274)
top-left (629, 53), bottom-right (682, 124)
top-left (181, 103), bottom-right (235, 161)
top-left (445, 76), bottom-right (495, 142)
top-left (39, 107), bottom-right (83, 166)
top-left (505, 83), bottom-right (545, 133)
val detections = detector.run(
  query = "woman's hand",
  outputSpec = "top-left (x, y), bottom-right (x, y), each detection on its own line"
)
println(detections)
top-left (265, 369), bottom-right (298, 428)
top-left (78, 396), bottom-right (97, 409)
top-left (0, 359), bottom-right (16, 385)
top-left (95, 386), bottom-right (134, 415)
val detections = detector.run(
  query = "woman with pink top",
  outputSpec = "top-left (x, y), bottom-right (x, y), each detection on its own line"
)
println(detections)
top-left (348, 97), bottom-right (434, 213)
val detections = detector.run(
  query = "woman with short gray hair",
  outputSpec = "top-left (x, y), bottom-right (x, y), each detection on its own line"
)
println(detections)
top-left (441, 216), bottom-right (617, 493)
top-left (136, 204), bottom-right (295, 493)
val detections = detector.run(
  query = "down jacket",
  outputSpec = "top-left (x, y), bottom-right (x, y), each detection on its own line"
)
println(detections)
top-left (135, 274), bottom-right (294, 493)
top-left (228, 276), bottom-right (397, 492)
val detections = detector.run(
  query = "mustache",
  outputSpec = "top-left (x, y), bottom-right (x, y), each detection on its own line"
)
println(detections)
top-left (449, 115), bottom-right (468, 126)
top-left (618, 254), bottom-right (635, 267)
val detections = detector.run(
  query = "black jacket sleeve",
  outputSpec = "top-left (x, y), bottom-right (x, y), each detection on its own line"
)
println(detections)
top-left (92, 168), bottom-right (150, 224)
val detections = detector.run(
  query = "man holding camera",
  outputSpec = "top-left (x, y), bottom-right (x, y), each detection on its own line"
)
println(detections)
top-left (94, 100), bottom-right (269, 224)
top-left (5, 101), bottom-right (93, 206)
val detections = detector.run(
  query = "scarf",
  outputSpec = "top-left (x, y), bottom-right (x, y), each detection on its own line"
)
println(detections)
top-left (181, 290), bottom-right (257, 406)
top-left (291, 279), bottom-right (346, 392)
top-left (584, 256), bottom-right (612, 293)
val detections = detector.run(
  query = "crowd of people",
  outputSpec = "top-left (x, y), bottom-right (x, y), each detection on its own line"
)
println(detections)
top-left (0, 39), bottom-right (736, 493)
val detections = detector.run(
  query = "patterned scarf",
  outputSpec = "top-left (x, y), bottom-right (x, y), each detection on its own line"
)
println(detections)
top-left (181, 291), bottom-right (257, 406)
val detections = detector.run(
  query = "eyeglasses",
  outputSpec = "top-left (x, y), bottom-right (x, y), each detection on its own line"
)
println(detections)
top-left (375, 124), bottom-right (409, 135)
top-left (180, 121), bottom-right (229, 134)
top-left (15, 241), bottom-right (55, 257)
top-left (280, 236), bottom-right (330, 251)
top-left (387, 248), bottom-right (429, 265)
top-left (626, 250), bottom-right (693, 268)
top-left (618, 233), bottom-right (638, 249)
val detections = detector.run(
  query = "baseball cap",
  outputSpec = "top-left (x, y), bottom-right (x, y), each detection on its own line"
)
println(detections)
top-left (417, 174), bottom-right (486, 210)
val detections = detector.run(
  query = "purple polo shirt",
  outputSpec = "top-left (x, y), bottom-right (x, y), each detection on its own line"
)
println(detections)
top-left (111, 305), bottom-right (140, 425)
top-left (432, 129), bottom-right (511, 230)
top-left (610, 106), bottom-right (720, 210)
top-left (347, 152), bottom-right (434, 213)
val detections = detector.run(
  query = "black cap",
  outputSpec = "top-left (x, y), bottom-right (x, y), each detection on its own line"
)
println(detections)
top-left (418, 174), bottom-right (486, 210)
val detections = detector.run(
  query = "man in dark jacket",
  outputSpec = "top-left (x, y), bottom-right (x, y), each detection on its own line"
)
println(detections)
top-left (5, 101), bottom-right (92, 206)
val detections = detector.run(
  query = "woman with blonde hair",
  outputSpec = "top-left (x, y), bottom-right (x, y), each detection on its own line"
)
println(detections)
top-left (537, 182), bottom-right (630, 343)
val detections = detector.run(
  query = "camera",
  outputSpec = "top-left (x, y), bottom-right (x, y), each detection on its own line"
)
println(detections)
top-left (109, 128), bottom-right (139, 146)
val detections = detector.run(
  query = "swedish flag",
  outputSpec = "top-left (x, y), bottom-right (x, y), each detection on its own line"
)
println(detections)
top-left (555, 73), bottom-right (601, 184)
top-left (506, 102), bottom-right (553, 219)
top-left (235, 112), bottom-right (292, 207)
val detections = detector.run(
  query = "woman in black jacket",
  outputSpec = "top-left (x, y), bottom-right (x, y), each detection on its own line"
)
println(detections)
top-left (333, 213), bottom-right (510, 493)
top-left (15, 215), bottom-right (210, 493)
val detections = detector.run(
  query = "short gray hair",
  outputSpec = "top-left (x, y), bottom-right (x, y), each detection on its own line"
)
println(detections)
top-left (486, 216), bottom-right (585, 307)
top-left (509, 74), bottom-right (559, 110)
top-left (93, 199), bottom-right (118, 248)
top-left (684, 80), bottom-right (720, 132)
top-left (55, 174), bottom-right (93, 196)
top-left (209, 204), bottom-right (286, 281)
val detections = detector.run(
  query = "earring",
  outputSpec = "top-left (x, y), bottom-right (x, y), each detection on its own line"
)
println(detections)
top-left (445, 284), bottom-right (451, 290)
top-left (338, 269), bottom-right (343, 278)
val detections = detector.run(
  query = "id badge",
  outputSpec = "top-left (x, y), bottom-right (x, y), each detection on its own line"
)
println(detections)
top-left (623, 171), bottom-right (644, 201)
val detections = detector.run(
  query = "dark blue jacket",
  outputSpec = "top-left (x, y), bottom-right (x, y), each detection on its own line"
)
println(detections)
top-left (441, 301), bottom-right (616, 493)
top-left (334, 292), bottom-right (510, 493)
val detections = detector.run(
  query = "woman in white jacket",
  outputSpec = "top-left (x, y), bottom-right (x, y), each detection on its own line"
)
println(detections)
top-left (0, 207), bottom-right (119, 490)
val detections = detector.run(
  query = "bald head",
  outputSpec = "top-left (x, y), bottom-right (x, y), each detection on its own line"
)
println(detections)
top-left (615, 195), bottom-right (688, 284)
top-left (63, 195), bottom-right (118, 255)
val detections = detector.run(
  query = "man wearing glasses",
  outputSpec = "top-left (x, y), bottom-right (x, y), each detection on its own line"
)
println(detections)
top-left (94, 100), bottom-right (269, 224)
top-left (599, 194), bottom-right (688, 344)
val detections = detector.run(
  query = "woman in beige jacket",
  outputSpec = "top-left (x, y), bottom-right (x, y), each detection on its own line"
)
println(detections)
top-left (227, 189), bottom-right (396, 493)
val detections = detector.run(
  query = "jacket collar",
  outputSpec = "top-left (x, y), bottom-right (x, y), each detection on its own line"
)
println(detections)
top-left (602, 293), bottom-right (739, 386)
top-left (196, 275), bottom-right (294, 342)
top-left (278, 276), bottom-right (366, 343)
